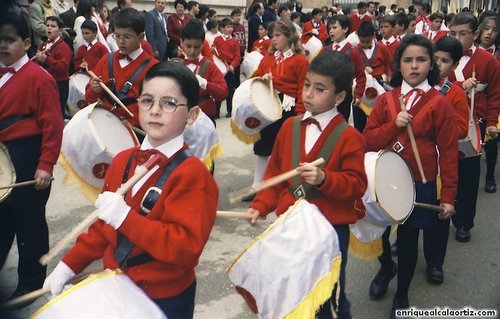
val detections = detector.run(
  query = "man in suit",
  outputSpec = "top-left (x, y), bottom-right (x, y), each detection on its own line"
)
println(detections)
top-left (59, 0), bottom-right (78, 29)
top-left (145, 0), bottom-right (168, 61)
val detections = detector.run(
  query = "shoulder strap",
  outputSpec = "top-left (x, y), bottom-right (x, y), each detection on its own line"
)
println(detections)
top-left (107, 52), bottom-right (115, 91)
top-left (197, 58), bottom-right (211, 79)
top-left (288, 116), bottom-right (349, 200)
top-left (439, 80), bottom-right (452, 96)
top-left (117, 58), bottom-right (152, 100)
top-left (115, 150), bottom-right (191, 269)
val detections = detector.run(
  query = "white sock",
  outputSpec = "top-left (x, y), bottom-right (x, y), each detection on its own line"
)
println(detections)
top-left (253, 156), bottom-right (269, 186)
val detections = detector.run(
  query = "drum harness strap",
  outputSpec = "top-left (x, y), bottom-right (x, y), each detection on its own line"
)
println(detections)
top-left (357, 43), bottom-right (378, 68)
top-left (106, 52), bottom-right (151, 109)
top-left (288, 115), bottom-right (349, 200)
top-left (0, 113), bottom-right (33, 132)
top-left (439, 80), bottom-right (452, 96)
top-left (115, 149), bottom-right (190, 269)
top-left (196, 58), bottom-right (212, 104)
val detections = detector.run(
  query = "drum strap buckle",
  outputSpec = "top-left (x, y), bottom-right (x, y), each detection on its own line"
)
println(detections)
top-left (140, 186), bottom-right (162, 215)
top-left (293, 184), bottom-right (306, 199)
top-left (392, 141), bottom-right (404, 153)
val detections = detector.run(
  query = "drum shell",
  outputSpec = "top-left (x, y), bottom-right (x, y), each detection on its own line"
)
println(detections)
top-left (458, 120), bottom-right (482, 159)
top-left (241, 51), bottom-right (263, 78)
top-left (0, 143), bottom-right (16, 203)
top-left (303, 36), bottom-right (323, 62)
top-left (213, 55), bottom-right (228, 76)
top-left (183, 110), bottom-right (220, 166)
top-left (67, 73), bottom-right (91, 114)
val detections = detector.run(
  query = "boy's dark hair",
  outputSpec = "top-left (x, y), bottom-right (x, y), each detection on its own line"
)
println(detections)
top-left (380, 15), bottom-right (396, 27)
top-left (0, 11), bottom-right (30, 40)
top-left (357, 1), bottom-right (367, 10)
top-left (390, 34), bottom-right (439, 87)
top-left (420, 3), bottom-right (431, 14)
top-left (186, 1), bottom-right (198, 11)
top-left (434, 36), bottom-right (463, 64)
top-left (81, 19), bottom-right (98, 33)
top-left (278, 4), bottom-right (289, 16)
top-left (206, 20), bottom-right (218, 31)
top-left (395, 12), bottom-right (410, 29)
top-left (181, 20), bottom-right (205, 41)
top-left (357, 20), bottom-right (375, 37)
top-left (114, 8), bottom-right (146, 34)
top-left (445, 13), bottom-right (455, 25)
top-left (219, 17), bottom-right (232, 28)
top-left (309, 51), bottom-right (354, 94)
top-left (449, 12), bottom-right (478, 32)
top-left (208, 9), bottom-right (217, 18)
top-left (408, 14), bottom-right (416, 22)
top-left (141, 62), bottom-right (199, 108)
top-left (267, 0), bottom-right (277, 6)
top-left (331, 14), bottom-right (350, 34)
top-left (46, 16), bottom-right (64, 28)
top-left (174, 0), bottom-right (188, 9)
top-left (312, 8), bottom-right (322, 16)
top-left (429, 13), bottom-right (444, 22)
top-left (291, 12), bottom-right (301, 21)
top-left (197, 5), bottom-right (209, 19)
top-left (231, 8), bottom-right (242, 16)
top-left (117, 0), bottom-right (127, 8)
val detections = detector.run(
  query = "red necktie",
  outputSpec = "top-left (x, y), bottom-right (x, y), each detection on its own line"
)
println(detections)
top-left (301, 117), bottom-right (322, 132)
top-left (183, 58), bottom-right (200, 66)
top-left (0, 67), bottom-right (16, 75)
top-left (333, 44), bottom-right (340, 51)
top-left (486, 48), bottom-right (494, 54)
top-left (403, 89), bottom-right (424, 110)
top-left (118, 52), bottom-right (133, 61)
top-left (385, 41), bottom-right (390, 46)
top-left (134, 149), bottom-right (164, 165)
top-left (463, 49), bottom-right (473, 57)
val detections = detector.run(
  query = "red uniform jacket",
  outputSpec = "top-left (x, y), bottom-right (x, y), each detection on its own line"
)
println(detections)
top-left (251, 114), bottom-right (367, 224)
top-left (357, 42), bottom-right (392, 78)
top-left (363, 87), bottom-right (458, 205)
top-left (449, 47), bottom-right (500, 127)
top-left (193, 56), bottom-right (228, 117)
top-left (212, 35), bottom-right (241, 69)
top-left (251, 36), bottom-right (271, 54)
top-left (302, 20), bottom-right (328, 44)
top-left (74, 41), bottom-right (108, 71)
top-left (85, 51), bottom-right (158, 126)
top-left (427, 30), bottom-right (448, 42)
top-left (167, 14), bottom-right (191, 47)
top-left (350, 13), bottom-right (372, 33)
top-left (62, 146), bottom-right (218, 299)
top-left (439, 80), bottom-right (469, 139)
top-left (379, 38), bottom-right (399, 62)
top-left (0, 61), bottom-right (63, 173)
top-left (37, 38), bottom-right (72, 81)
top-left (141, 39), bottom-right (154, 57)
top-left (255, 52), bottom-right (309, 114)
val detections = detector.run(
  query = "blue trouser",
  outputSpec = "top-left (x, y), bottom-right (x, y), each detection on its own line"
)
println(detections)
top-left (153, 279), bottom-right (196, 319)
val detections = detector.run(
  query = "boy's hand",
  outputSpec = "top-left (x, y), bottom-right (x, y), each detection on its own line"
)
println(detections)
top-left (90, 76), bottom-right (103, 93)
top-left (228, 65), bottom-right (234, 73)
top-left (95, 191), bottom-right (130, 229)
top-left (247, 208), bottom-right (261, 226)
top-left (395, 111), bottom-right (413, 128)
top-left (486, 126), bottom-right (498, 138)
top-left (195, 74), bottom-right (208, 89)
top-left (34, 169), bottom-right (53, 190)
top-left (438, 203), bottom-right (455, 220)
top-left (80, 61), bottom-right (88, 69)
top-left (462, 77), bottom-right (478, 91)
top-left (311, 28), bottom-right (319, 36)
top-left (365, 66), bottom-right (373, 74)
top-left (296, 162), bottom-right (325, 186)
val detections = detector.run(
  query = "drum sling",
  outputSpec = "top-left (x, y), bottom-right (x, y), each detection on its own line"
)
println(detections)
top-left (115, 150), bottom-right (190, 268)
top-left (0, 113), bottom-right (33, 131)
top-left (106, 52), bottom-right (151, 108)
top-left (197, 59), bottom-right (212, 104)
top-left (288, 116), bottom-right (349, 200)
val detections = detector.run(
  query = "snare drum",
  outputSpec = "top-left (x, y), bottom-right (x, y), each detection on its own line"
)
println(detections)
top-left (458, 120), bottom-right (482, 159)
top-left (0, 143), bottom-right (16, 203)
top-left (241, 51), bottom-right (264, 78)
top-left (231, 78), bottom-right (283, 144)
top-left (67, 73), bottom-right (91, 114)
top-left (213, 55), bottom-right (228, 76)
top-left (350, 150), bottom-right (415, 243)
top-left (359, 73), bottom-right (386, 116)
top-left (32, 269), bottom-right (166, 319)
top-left (60, 102), bottom-right (139, 189)
top-left (303, 36), bottom-right (323, 62)
top-left (184, 111), bottom-right (221, 169)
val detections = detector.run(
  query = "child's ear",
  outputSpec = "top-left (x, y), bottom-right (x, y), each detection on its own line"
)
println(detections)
top-left (23, 38), bottom-right (31, 51)
top-left (186, 106), bottom-right (200, 125)
top-left (335, 90), bottom-right (346, 106)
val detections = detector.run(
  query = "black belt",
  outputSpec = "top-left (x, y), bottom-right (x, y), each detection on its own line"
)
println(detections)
top-left (0, 113), bottom-right (33, 131)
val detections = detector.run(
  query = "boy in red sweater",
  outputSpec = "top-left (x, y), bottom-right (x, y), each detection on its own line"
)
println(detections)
top-left (74, 19), bottom-right (108, 72)
top-left (302, 8), bottom-right (329, 44)
top-left (212, 17), bottom-right (241, 117)
top-left (231, 8), bottom-right (246, 88)
top-left (379, 15), bottom-right (400, 62)
top-left (248, 51), bottom-right (367, 319)
top-left (0, 12), bottom-right (64, 308)
top-left (44, 62), bottom-right (218, 319)
top-left (35, 16), bottom-right (72, 119)
top-left (426, 13), bottom-right (448, 42)
top-left (86, 8), bottom-right (158, 128)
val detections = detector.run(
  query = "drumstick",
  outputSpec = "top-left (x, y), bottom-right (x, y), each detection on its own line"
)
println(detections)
top-left (0, 177), bottom-right (55, 190)
top-left (84, 66), bottom-right (135, 118)
top-left (414, 202), bottom-right (444, 213)
top-left (39, 154), bottom-right (164, 266)
top-left (2, 271), bottom-right (95, 310)
top-left (469, 65), bottom-right (476, 121)
top-left (228, 158), bottom-right (325, 204)
top-left (399, 97), bottom-right (427, 184)
top-left (217, 211), bottom-right (254, 219)
top-left (268, 68), bottom-right (274, 95)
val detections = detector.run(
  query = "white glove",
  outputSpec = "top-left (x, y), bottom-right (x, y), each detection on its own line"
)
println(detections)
top-left (43, 262), bottom-right (75, 297)
top-left (282, 94), bottom-right (296, 112)
top-left (311, 28), bottom-right (319, 36)
top-left (95, 191), bottom-right (130, 229)
top-left (195, 74), bottom-right (208, 90)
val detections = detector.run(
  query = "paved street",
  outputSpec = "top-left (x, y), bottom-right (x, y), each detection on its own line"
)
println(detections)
top-left (1, 116), bottom-right (499, 319)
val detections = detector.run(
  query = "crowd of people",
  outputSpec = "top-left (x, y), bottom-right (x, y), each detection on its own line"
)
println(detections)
top-left (0, 0), bottom-right (499, 318)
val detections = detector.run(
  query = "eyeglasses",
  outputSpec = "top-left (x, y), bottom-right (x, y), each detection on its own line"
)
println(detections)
top-left (137, 96), bottom-right (188, 113)
top-left (112, 33), bottom-right (139, 41)
top-left (449, 30), bottom-right (473, 38)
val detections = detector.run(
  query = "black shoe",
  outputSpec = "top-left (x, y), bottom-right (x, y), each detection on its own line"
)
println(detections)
top-left (391, 243), bottom-right (398, 257)
top-left (369, 262), bottom-right (397, 300)
top-left (225, 113), bottom-right (232, 118)
top-left (241, 193), bottom-right (256, 202)
top-left (485, 180), bottom-right (496, 193)
top-left (426, 265), bottom-right (444, 284)
top-left (4, 286), bottom-right (40, 310)
top-left (63, 112), bottom-right (72, 120)
top-left (390, 296), bottom-right (410, 319)
top-left (455, 227), bottom-right (470, 242)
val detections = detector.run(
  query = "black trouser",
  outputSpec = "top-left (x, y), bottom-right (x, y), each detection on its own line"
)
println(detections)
top-left (154, 279), bottom-right (196, 319)
top-left (0, 136), bottom-right (50, 290)
top-left (378, 227), bottom-right (395, 272)
top-left (423, 218), bottom-right (450, 267)
top-left (224, 71), bottom-right (235, 115)
top-left (395, 224), bottom-right (419, 299)
top-left (485, 137), bottom-right (498, 182)
top-left (57, 80), bottom-right (69, 115)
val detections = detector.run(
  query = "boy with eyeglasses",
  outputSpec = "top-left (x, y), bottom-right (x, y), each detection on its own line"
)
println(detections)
top-left (44, 62), bottom-right (218, 319)
top-left (447, 12), bottom-right (500, 243)
top-left (85, 8), bottom-right (158, 127)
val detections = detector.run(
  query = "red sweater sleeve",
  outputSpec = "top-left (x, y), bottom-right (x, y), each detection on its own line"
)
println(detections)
top-left (446, 83), bottom-right (469, 139)
top-left (74, 45), bottom-right (85, 71)
top-left (44, 40), bottom-right (72, 81)
top-left (349, 48), bottom-right (367, 100)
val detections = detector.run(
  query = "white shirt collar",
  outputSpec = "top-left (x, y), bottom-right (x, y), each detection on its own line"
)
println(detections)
top-left (141, 134), bottom-right (184, 158)
top-left (383, 36), bottom-right (396, 44)
top-left (401, 79), bottom-right (431, 96)
top-left (333, 38), bottom-right (349, 50)
top-left (302, 108), bottom-right (339, 130)
top-left (120, 47), bottom-right (144, 63)
top-left (86, 39), bottom-right (98, 48)
top-left (2, 54), bottom-right (29, 71)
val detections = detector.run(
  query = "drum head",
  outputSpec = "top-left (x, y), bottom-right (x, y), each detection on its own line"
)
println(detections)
top-left (0, 143), bottom-right (16, 202)
top-left (374, 151), bottom-right (415, 222)
top-left (250, 79), bottom-right (283, 120)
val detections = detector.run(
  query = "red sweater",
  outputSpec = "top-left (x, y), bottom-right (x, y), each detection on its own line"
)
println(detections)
top-left (301, 21), bottom-right (328, 44)
top-left (74, 42), bottom-right (108, 71)
top-left (0, 61), bottom-right (63, 173)
top-left (449, 47), bottom-right (500, 127)
top-left (212, 35), bottom-right (241, 69)
top-left (250, 115), bottom-right (367, 225)
top-left (350, 13), bottom-right (372, 33)
top-left (195, 57), bottom-right (228, 117)
top-left (62, 146), bottom-right (218, 299)
top-left (357, 42), bottom-right (391, 77)
top-left (85, 51), bottom-right (158, 126)
top-left (440, 81), bottom-right (469, 139)
top-left (363, 88), bottom-right (458, 205)
top-left (379, 38), bottom-right (399, 62)
top-left (427, 30), bottom-right (448, 42)
top-left (167, 14), bottom-right (191, 47)
top-left (255, 52), bottom-right (309, 114)
top-left (251, 37), bottom-right (271, 54)
top-left (37, 38), bottom-right (72, 81)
